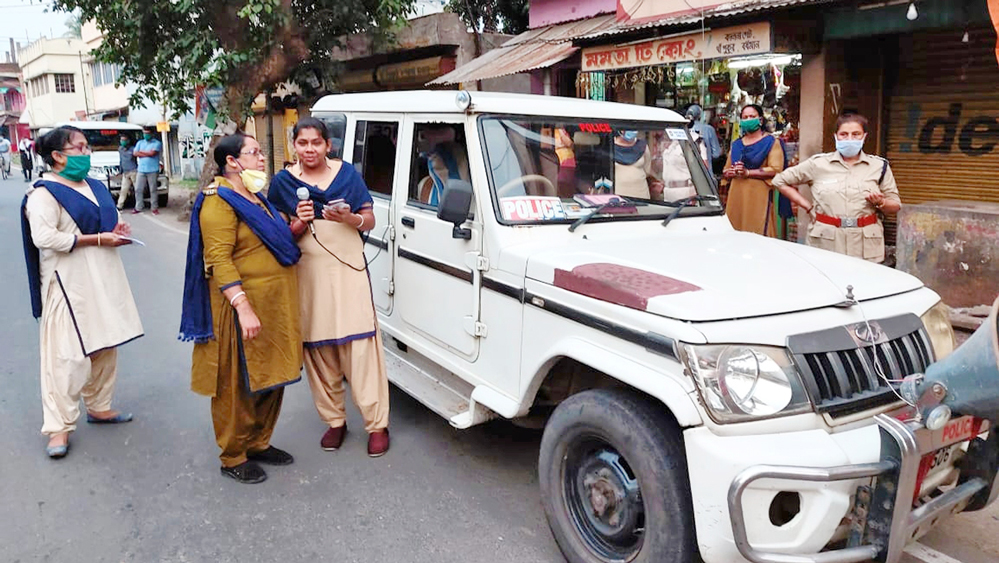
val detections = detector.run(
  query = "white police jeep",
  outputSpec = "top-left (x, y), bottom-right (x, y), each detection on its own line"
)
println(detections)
top-left (309, 90), bottom-right (992, 563)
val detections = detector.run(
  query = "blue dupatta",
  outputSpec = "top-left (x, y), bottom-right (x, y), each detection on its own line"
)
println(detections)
top-left (179, 182), bottom-right (301, 343)
top-left (21, 178), bottom-right (119, 319)
top-left (267, 163), bottom-right (373, 218)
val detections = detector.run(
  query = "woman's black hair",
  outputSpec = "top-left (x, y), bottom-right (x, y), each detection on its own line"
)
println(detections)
top-left (213, 133), bottom-right (249, 172)
top-left (292, 117), bottom-right (330, 141)
top-left (741, 104), bottom-right (766, 124)
top-left (37, 125), bottom-right (84, 167)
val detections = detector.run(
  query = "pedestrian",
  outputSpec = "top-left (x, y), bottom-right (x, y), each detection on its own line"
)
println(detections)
top-left (116, 134), bottom-right (138, 210)
top-left (722, 104), bottom-right (786, 237)
top-left (773, 112), bottom-right (900, 263)
top-left (613, 130), bottom-right (663, 200)
top-left (180, 133), bottom-right (302, 484)
top-left (131, 126), bottom-right (161, 215)
top-left (0, 133), bottom-right (12, 177)
top-left (19, 135), bottom-right (34, 182)
top-left (267, 117), bottom-right (391, 457)
top-left (20, 125), bottom-right (143, 459)
top-left (685, 104), bottom-right (723, 168)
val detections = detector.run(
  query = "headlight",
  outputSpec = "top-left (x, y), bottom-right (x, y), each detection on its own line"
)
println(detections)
top-left (920, 301), bottom-right (955, 361)
top-left (681, 344), bottom-right (812, 423)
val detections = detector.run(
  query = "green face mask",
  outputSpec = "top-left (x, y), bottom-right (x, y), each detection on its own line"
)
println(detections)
top-left (60, 154), bottom-right (91, 182)
top-left (143, 133), bottom-right (153, 141)
top-left (120, 139), bottom-right (128, 147)
top-left (740, 117), bottom-right (762, 134)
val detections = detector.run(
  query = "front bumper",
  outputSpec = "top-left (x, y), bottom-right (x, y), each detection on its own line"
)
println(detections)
top-left (728, 414), bottom-right (999, 563)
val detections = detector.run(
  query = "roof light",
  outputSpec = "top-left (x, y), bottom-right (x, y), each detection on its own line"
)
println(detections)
top-left (455, 90), bottom-right (472, 111)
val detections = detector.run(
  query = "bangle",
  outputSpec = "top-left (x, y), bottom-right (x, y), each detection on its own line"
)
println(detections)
top-left (229, 290), bottom-right (246, 306)
top-left (356, 214), bottom-right (365, 230)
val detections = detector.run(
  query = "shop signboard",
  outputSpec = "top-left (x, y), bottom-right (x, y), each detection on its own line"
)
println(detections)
top-left (581, 22), bottom-right (771, 72)
top-left (375, 56), bottom-right (455, 88)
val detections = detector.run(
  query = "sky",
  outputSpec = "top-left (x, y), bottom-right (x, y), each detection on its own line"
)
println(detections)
top-left (0, 0), bottom-right (70, 59)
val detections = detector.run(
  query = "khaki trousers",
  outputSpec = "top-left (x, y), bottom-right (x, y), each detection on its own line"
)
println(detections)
top-left (303, 332), bottom-right (390, 433)
top-left (211, 367), bottom-right (284, 468)
top-left (40, 345), bottom-right (118, 436)
top-left (116, 171), bottom-right (137, 209)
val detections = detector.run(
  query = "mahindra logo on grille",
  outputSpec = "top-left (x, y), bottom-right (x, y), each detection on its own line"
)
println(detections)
top-left (852, 322), bottom-right (884, 344)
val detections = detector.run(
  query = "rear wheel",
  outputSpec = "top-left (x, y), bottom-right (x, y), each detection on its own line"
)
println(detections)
top-left (539, 389), bottom-right (695, 563)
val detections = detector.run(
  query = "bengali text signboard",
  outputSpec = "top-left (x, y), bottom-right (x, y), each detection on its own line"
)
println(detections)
top-left (581, 22), bottom-right (771, 72)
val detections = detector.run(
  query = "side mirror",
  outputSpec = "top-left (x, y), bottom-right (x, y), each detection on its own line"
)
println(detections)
top-left (437, 179), bottom-right (473, 240)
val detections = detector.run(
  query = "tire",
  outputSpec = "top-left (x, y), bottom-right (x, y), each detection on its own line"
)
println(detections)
top-left (539, 389), bottom-right (696, 563)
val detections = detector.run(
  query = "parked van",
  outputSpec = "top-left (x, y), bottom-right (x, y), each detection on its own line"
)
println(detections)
top-left (306, 91), bottom-right (989, 563)
top-left (37, 121), bottom-right (169, 207)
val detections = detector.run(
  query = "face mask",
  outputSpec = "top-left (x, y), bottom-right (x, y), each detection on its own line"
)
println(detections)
top-left (120, 139), bottom-right (128, 147)
top-left (143, 133), bottom-right (153, 141)
top-left (621, 131), bottom-right (638, 142)
top-left (835, 138), bottom-right (865, 158)
top-left (60, 154), bottom-right (91, 182)
top-left (237, 163), bottom-right (268, 193)
top-left (740, 118), bottom-right (762, 133)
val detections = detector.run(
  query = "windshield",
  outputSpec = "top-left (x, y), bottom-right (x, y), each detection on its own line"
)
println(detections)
top-left (83, 128), bottom-right (140, 152)
top-left (480, 116), bottom-right (719, 225)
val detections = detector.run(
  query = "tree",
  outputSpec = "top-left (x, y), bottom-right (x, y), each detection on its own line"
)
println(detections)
top-left (49, 0), bottom-right (415, 128)
top-left (446, 0), bottom-right (529, 35)
top-left (63, 13), bottom-right (82, 38)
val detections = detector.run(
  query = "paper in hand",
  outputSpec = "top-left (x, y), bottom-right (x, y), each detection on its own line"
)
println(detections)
top-left (122, 236), bottom-right (146, 247)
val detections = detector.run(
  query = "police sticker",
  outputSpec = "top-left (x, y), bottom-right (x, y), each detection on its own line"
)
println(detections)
top-left (666, 128), bottom-right (688, 140)
top-left (501, 197), bottom-right (568, 222)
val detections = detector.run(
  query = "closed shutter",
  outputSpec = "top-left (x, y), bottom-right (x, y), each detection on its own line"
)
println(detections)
top-left (886, 26), bottom-right (999, 206)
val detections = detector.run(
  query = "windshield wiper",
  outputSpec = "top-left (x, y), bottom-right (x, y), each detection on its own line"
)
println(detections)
top-left (661, 194), bottom-right (720, 228)
top-left (568, 198), bottom-right (634, 232)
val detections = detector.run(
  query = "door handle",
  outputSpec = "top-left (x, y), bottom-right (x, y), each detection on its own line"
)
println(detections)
top-left (401, 217), bottom-right (416, 228)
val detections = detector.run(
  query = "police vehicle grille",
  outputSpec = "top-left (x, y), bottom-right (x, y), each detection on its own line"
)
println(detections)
top-left (787, 316), bottom-right (933, 417)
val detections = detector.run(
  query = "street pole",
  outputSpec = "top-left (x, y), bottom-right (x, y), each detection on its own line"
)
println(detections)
top-left (161, 103), bottom-right (172, 178)
top-left (78, 51), bottom-right (91, 118)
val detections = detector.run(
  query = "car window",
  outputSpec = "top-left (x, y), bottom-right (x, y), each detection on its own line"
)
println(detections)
top-left (317, 113), bottom-right (347, 159)
top-left (408, 122), bottom-right (470, 210)
top-left (352, 120), bottom-right (398, 198)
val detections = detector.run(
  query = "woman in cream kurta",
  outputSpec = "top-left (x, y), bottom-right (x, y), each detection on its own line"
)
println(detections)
top-left (268, 117), bottom-right (391, 458)
top-left (22, 126), bottom-right (142, 458)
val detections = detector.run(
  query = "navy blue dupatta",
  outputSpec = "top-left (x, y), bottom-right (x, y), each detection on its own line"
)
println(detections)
top-left (179, 183), bottom-right (301, 343)
top-left (267, 163), bottom-right (373, 218)
top-left (21, 178), bottom-right (119, 319)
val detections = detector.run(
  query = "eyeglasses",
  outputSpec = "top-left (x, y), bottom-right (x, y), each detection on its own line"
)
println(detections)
top-left (836, 131), bottom-right (866, 140)
top-left (240, 149), bottom-right (263, 156)
top-left (61, 144), bottom-right (92, 154)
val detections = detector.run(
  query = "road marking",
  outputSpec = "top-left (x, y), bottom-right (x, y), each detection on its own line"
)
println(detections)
top-left (135, 212), bottom-right (188, 236)
top-left (904, 542), bottom-right (966, 563)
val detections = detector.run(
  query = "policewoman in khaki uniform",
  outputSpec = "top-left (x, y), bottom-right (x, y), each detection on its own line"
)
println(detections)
top-left (773, 113), bottom-right (901, 263)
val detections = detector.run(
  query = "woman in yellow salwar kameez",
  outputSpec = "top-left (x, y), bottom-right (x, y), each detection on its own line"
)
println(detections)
top-left (180, 133), bottom-right (302, 484)
top-left (722, 104), bottom-right (786, 237)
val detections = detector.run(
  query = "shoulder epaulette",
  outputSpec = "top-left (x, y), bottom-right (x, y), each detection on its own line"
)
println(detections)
top-left (808, 152), bottom-right (834, 160)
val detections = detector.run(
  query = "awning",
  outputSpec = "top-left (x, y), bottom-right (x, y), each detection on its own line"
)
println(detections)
top-left (428, 15), bottom-right (617, 86)
top-left (579, 0), bottom-right (836, 41)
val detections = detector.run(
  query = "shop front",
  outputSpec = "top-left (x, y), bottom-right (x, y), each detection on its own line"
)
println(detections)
top-left (579, 22), bottom-right (803, 168)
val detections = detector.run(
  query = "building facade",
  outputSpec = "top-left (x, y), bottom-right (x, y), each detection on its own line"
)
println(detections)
top-left (18, 37), bottom-right (91, 130)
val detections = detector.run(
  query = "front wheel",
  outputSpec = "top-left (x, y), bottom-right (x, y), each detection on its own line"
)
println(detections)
top-left (539, 389), bottom-right (696, 563)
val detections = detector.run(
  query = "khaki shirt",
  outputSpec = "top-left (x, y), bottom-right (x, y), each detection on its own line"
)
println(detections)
top-left (773, 152), bottom-right (900, 263)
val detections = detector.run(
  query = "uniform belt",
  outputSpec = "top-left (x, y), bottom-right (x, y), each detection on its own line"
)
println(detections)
top-left (814, 213), bottom-right (877, 228)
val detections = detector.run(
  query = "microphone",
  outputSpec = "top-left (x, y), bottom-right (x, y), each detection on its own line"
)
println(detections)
top-left (296, 187), bottom-right (316, 235)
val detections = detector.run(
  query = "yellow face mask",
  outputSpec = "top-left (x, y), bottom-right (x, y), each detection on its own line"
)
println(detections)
top-left (237, 165), bottom-right (268, 193)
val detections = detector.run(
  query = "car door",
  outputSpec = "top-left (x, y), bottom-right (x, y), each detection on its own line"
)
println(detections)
top-left (349, 116), bottom-right (401, 315)
top-left (394, 116), bottom-right (482, 361)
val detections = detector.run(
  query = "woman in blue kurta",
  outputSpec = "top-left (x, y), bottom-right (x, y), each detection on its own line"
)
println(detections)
top-left (268, 117), bottom-right (391, 458)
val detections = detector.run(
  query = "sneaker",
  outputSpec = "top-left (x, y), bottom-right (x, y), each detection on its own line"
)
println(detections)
top-left (220, 460), bottom-right (267, 484)
top-left (131, 209), bottom-right (142, 214)
top-left (247, 446), bottom-right (294, 466)
top-left (151, 209), bottom-right (160, 215)
top-left (321, 425), bottom-right (347, 451)
top-left (367, 429), bottom-right (390, 457)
